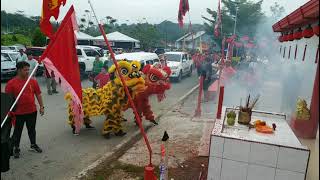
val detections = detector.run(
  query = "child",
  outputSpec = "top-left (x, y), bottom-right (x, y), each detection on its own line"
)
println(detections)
top-left (94, 65), bottom-right (110, 88)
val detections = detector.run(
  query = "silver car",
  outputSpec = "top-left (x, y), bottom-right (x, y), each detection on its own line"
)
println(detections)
top-left (1, 52), bottom-right (17, 80)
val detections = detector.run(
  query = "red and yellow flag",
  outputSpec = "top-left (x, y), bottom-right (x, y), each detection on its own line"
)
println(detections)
top-left (40, 0), bottom-right (67, 39)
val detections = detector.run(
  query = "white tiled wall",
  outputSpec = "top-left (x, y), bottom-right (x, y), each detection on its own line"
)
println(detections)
top-left (223, 138), bottom-right (251, 163)
top-left (221, 159), bottom-right (248, 180)
top-left (249, 143), bottom-right (279, 167)
top-left (208, 157), bottom-right (222, 180)
top-left (247, 164), bottom-right (276, 180)
top-left (210, 136), bottom-right (225, 158)
top-left (208, 136), bottom-right (310, 180)
top-left (275, 169), bottom-right (305, 180)
top-left (277, 147), bottom-right (309, 173)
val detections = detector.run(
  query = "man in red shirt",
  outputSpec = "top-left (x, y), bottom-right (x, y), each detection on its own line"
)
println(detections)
top-left (5, 61), bottom-right (45, 158)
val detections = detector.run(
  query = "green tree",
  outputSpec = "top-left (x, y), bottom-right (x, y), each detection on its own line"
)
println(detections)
top-left (32, 28), bottom-right (46, 46)
top-left (270, 2), bottom-right (285, 22)
top-left (203, 0), bottom-right (265, 43)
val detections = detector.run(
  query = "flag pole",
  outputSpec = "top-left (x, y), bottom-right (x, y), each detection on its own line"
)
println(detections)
top-left (88, 0), bottom-right (154, 170)
top-left (188, 11), bottom-right (194, 51)
top-left (1, 62), bottom-right (40, 128)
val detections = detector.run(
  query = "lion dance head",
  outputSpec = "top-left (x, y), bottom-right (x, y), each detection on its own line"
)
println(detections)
top-left (141, 64), bottom-right (172, 102)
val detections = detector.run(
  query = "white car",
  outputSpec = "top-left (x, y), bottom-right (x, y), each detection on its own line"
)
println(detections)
top-left (1, 52), bottom-right (16, 80)
top-left (164, 52), bottom-right (193, 82)
top-left (1, 50), bottom-right (19, 62)
top-left (76, 45), bottom-right (108, 73)
top-left (115, 52), bottom-right (159, 68)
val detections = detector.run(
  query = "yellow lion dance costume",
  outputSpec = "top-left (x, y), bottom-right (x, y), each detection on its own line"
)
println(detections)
top-left (65, 60), bottom-right (145, 138)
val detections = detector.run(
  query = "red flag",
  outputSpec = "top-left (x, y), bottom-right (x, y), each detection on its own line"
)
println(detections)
top-left (214, 0), bottom-right (221, 37)
top-left (178, 0), bottom-right (190, 28)
top-left (40, 0), bottom-right (67, 39)
top-left (40, 6), bottom-right (83, 133)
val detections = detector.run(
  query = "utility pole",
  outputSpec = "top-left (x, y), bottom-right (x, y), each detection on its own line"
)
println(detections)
top-left (233, 6), bottom-right (239, 35)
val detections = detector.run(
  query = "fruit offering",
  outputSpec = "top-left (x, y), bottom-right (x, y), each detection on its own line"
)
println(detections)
top-left (253, 120), bottom-right (274, 134)
top-left (226, 110), bottom-right (236, 126)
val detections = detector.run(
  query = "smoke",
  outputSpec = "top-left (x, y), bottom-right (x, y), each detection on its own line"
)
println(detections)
top-left (221, 16), bottom-right (317, 119)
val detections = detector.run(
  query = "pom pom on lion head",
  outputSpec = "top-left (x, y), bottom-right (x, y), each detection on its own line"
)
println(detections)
top-left (142, 64), bottom-right (172, 102)
top-left (108, 60), bottom-right (145, 93)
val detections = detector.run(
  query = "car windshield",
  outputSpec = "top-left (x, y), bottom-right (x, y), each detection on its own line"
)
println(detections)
top-left (1, 46), bottom-right (11, 51)
top-left (8, 53), bottom-right (19, 62)
top-left (165, 54), bottom-right (181, 62)
top-left (1, 54), bottom-right (12, 62)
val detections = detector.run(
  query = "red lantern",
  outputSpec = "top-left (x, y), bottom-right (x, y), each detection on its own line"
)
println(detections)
top-left (278, 35), bottom-right (284, 42)
top-left (302, 25), bottom-right (314, 38)
top-left (313, 24), bottom-right (319, 36)
top-left (293, 29), bottom-right (303, 40)
top-left (288, 32), bottom-right (294, 41)
top-left (283, 34), bottom-right (289, 42)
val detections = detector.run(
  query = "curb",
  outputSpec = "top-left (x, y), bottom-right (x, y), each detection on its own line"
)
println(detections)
top-left (72, 84), bottom-right (200, 180)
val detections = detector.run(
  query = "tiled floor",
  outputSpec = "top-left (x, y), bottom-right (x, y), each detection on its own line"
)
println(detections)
top-left (299, 130), bottom-right (319, 180)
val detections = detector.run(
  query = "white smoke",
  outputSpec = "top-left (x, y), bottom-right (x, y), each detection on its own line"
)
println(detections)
top-left (221, 16), bottom-right (317, 120)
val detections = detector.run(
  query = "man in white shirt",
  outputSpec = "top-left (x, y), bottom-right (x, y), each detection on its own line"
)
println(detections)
top-left (26, 54), bottom-right (38, 77)
top-left (16, 49), bottom-right (28, 62)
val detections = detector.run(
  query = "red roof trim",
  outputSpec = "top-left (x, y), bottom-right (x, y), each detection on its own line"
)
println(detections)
top-left (273, 0), bottom-right (319, 32)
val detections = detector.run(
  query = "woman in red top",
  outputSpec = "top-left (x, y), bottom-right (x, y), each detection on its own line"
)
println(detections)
top-left (5, 61), bottom-right (45, 158)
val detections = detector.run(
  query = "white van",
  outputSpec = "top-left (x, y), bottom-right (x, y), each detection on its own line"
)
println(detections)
top-left (115, 52), bottom-right (159, 69)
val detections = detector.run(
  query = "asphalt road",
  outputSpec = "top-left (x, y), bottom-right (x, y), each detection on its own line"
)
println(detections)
top-left (0, 72), bottom-right (198, 180)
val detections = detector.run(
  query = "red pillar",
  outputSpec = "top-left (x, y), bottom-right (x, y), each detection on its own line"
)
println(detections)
top-left (216, 86), bottom-right (225, 119)
top-left (291, 62), bottom-right (319, 138)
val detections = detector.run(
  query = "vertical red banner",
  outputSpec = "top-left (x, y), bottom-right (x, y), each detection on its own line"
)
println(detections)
top-left (216, 86), bottom-right (224, 119)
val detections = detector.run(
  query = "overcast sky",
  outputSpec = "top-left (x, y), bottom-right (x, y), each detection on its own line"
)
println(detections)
top-left (1, 0), bottom-right (308, 24)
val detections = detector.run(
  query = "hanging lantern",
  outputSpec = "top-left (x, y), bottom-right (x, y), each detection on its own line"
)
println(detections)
top-left (293, 28), bottom-right (303, 40)
top-left (278, 33), bottom-right (284, 42)
top-left (283, 32), bottom-right (289, 42)
top-left (288, 31), bottom-right (294, 41)
top-left (302, 25), bottom-right (314, 38)
top-left (313, 24), bottom-right (319, 36)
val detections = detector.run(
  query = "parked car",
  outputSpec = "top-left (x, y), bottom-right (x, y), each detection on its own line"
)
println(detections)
top-left (112, 48), bottom-right (123, 54)
top-left (1, 50), bottom-right (19, 62)
top-left (76, 45), bottom-right (108, 74)
top-left (80, 45), bottom-right (105, 57)
top-left (7, 45), bottom-right (22, 52)
top-left (164, 51), bottom-right (193, 82)
top-left (1, 46), bottom-right (12, 51)
top-left (1, 52), bottom-right (17, 80)
top-left (154, 48), bottom-right (165, 55)
top-left (115, 52), bottom-right (159, 69)
top-left (25, 47), bottom-right (46, 76)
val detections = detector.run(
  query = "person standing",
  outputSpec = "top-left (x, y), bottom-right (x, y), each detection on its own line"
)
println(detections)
top-left (5, 61), bottom-right (45, 159)
top-left (16, 49), bottom-right (28, 62)
top-left (201, 57), bottom-right (213, 101)
top-left (94, 65), bottom-right (110, 88)
top-left (44, 66), bottom-right (58, 95)
top-left (92, 55), bottom-right (104, 88)
top-left (26, 54), bottom-right (38, 77)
